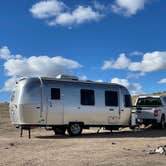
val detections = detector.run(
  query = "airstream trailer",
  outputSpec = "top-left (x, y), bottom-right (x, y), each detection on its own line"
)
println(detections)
top-left (9, 75), bottom-right (135, 136)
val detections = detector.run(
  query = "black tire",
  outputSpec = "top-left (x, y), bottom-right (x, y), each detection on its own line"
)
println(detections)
top-left (159, 115), bottom-right (165, 129)
top-left (53, 127), bottom-right (66, 135)
top-left (67, 123), bottom-right (83, 136)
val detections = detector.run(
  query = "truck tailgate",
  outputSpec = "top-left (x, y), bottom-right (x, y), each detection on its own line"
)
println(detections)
top-left (136, 107), bottom-right (157, 119)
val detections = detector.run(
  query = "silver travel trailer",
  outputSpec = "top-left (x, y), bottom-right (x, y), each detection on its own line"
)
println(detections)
top-left (9, 75), bottom-right (136, 136)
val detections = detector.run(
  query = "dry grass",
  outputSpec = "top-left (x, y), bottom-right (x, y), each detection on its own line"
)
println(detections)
top-left (0, 103), bottom-right (14, 132)
top-left (1, 93), bottom-right (166, 166)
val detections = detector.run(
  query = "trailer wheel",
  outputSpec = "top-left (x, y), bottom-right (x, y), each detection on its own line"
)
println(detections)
top-left (53, 127), bottom-right (66, 135)
top-left (67, 123), bottom-right (83, 136)
top-left (159, 115), bottom-right (165, 129)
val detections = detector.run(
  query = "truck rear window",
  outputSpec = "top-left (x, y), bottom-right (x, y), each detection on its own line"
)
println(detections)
top-left (136, 97), bottom-right (162, 106)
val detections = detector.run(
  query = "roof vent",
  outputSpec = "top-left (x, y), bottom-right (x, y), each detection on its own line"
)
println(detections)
top-left (56, 74), bottom-right (79, 81)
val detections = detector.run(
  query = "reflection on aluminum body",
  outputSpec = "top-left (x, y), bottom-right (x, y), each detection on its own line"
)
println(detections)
top-left (9, 75), bottom-right (133, 128)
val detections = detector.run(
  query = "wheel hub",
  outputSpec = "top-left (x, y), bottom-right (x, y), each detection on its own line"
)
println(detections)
top-left (70, 124), bottom-right (80, 134)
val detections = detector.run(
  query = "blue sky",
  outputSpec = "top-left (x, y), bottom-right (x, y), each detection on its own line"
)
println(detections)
top-left (0, 0), bottom-right (166, 102)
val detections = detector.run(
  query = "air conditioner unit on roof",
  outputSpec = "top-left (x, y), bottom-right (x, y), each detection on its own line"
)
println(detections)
top-left (56, 74), bottom-right (79, 81)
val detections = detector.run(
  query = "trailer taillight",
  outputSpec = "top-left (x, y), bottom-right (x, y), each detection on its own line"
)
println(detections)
top-left (154, 110), bottom-right (159, 117)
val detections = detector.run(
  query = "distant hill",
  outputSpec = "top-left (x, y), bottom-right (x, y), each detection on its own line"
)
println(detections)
top-left (0, 102), bottom-right (13, 131)
top-left (0, 103), bottom-right (9, 111)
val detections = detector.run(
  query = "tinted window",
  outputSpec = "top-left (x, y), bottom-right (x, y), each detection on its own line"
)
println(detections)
top-left (163, 97), bottom-right (166, 104)
top-left (81, 89), bottom-right (95, 106)
top-left (105, 91), bottom-right (118, 106)
top-left (124, 95), bottom-right (132, 107)
top-left (51, 88), bottom-right (60, 100)
top-left (137, 97), bottom-right (162, 106)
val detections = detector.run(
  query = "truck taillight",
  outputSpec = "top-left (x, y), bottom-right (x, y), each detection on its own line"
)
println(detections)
top-left (154, 110), bottom-right (159, 117)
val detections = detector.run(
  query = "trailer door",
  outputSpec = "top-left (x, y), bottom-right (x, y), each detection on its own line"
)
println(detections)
top-left (105, 90), bottom-right (120, 125)
top-left (46, 87), bottom-right (64, 125)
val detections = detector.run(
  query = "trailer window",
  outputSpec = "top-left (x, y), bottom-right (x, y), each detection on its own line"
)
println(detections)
top-left (51, 88), bottom-right (60, 100)
top-left (124, 95), bottom-right (132, 107)
top-left (105, 91), bottom-right (118, 106)
top-left (81, 89), bottom-right (95, 106)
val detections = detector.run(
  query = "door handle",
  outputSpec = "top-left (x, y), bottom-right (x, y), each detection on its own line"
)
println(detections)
top-left (36, 107), bottom-right (40, 109)
top-left (109, 108), bottom-right (114, 111)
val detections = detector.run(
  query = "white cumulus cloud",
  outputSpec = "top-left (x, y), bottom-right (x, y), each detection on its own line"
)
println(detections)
top-left (30, 0), bottom-right (65, 19)
top-left (158, 78), bottom-right (166, 84)
top-left (50, 6), bottom-right (102, 26)
top-left (127, 72), bottom-right (145, 79)
top-left (29, 0), bottom-right (155, 26)
top-left (102, 53), bottom-right (130, 70)
top-left (1, 77), bottom-right (18, 92)
top-left (128, 51), bottom-right (166, 72)
top-left (102, 51), bottom-right (166, 73)
top-left (111, 77), bottom-right (142, 94)
top-left (30, 0), bottom-right (103, 27)
top-left (0, 46), bottom-right (22, 60)
top-left (0, 46), bottom-right (11, 60)
top-left (112, 0), bottom-right (148, 16)
top-left (4, 56), bottom-right (81, 77)
top-left (0, 46), bottom-right (82, 91)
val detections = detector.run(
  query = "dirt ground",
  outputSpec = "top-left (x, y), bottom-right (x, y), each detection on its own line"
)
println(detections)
top-left (1, 104), bottom-right (166, 166)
